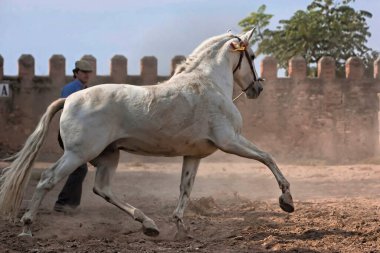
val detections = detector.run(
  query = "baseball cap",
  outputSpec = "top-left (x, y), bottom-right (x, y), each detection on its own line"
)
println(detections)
top-left (74, 60), bottom-right (93, 72)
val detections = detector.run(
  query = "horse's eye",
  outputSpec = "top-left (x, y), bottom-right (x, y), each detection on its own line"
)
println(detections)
top-left (250, 55), bottom-right (255, 61)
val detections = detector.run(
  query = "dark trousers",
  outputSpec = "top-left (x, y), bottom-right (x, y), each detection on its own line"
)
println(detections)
top-left (56, 133), bottom-right (87, 207)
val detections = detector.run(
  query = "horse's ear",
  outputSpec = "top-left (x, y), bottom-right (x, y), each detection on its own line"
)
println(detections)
top-left (241, 28), bottom-right (255, 44)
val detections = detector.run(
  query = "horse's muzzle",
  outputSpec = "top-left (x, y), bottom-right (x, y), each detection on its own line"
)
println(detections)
top-left (253, 80), bottom-right (264, 97)
top-left (257, 84), bottom-right (263, 95)
top-left (243, 80), bottom-right (264, 99)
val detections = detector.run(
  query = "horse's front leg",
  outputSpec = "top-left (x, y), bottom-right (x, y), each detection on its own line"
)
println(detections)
top-left (216, 134), bottom-right (294, 213)
top-left (173, 156), bottom-right (200, 239)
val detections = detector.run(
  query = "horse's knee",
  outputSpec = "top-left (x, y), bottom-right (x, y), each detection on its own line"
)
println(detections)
top-left (260, 152), bottom-right (275, 165)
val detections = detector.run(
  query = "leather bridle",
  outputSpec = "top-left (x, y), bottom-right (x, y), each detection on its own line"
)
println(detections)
top-left (231, 36), bottom-right (263, 93)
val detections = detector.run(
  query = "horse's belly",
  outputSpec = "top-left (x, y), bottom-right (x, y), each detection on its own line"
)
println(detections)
top-left (116, 138), bottom-right (217, 157)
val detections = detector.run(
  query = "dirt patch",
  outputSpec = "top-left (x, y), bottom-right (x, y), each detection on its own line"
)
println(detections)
top-left (0, 161), bottom-right (379, 252)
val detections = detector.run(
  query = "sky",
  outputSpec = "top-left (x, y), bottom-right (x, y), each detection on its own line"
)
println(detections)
top-left (0, 0), bottom-right (379, 76)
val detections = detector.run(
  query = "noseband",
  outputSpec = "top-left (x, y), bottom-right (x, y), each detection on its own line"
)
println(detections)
top-left (231, 36), bottom-right (263, 92)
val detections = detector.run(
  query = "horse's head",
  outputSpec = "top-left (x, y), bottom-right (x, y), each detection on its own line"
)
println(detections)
top-left (172, 29), bottom-right (264, 99)
top-left (229, 29), bottom-right (263, 99)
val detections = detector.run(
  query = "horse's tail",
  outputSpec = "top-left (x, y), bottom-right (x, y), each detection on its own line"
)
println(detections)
top-left (0, 98), bottom-right (66, 218)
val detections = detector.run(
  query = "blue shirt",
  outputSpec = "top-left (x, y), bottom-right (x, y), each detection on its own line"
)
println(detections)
top-left (61, 79), bottom-right (86, 98)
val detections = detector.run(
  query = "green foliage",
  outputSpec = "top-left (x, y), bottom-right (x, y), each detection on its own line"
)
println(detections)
top-left (239, 0), bottom-right (379, 77)
top-left (238, 5), bottom-right (273, 45)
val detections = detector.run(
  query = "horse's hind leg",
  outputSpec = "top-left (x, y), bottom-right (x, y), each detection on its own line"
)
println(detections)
top-left (216, 134), bottom-right (294, 213)
top-left (90, 147), bottom-right (159, 237)
top-left (20, 151), bottom-right (85, 236)
top-left (173, 156), bottom-right (200, 239)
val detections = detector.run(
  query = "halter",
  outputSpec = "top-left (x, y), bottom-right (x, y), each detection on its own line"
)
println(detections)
top-left (231, 36), bottom-right (263, 102)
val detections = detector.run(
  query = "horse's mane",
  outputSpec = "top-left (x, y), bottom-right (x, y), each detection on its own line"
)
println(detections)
top-left (173, 33), bottom-right (234, 75)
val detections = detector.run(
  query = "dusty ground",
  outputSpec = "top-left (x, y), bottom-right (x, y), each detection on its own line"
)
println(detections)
top-left (1, 155), bottom-right (380, 252)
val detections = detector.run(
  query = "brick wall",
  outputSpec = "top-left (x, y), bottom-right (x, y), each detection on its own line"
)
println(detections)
top-left (0, 54), bottom-right (379, 163)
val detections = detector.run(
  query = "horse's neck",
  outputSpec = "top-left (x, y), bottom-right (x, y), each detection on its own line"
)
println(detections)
top-left (169, 50), bottom-right (234, 98)
top-left (200, 60), bottom-right (234, 98)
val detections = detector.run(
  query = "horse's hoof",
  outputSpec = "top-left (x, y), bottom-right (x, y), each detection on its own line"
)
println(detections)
top-left (279, 191), bottom-right (294, 213)
top-left (18, 232), bottom-right (33, 237)
top-left (18, 230), bottom-right (33, 237)
top-left (142, 219), bottom-right (159, 237)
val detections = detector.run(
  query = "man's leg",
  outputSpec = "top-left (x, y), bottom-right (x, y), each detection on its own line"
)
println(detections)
top-left (55, 163), bottom-right (88, 209)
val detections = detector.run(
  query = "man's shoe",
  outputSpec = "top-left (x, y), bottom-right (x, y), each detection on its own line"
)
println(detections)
top-left (54, 204), bottom-right (79, 214)
top-left (54, 203), bottom-right (65, 212)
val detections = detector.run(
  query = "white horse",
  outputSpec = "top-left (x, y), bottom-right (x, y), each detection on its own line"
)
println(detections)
top-left (0, 29), bottom-right (294, 238)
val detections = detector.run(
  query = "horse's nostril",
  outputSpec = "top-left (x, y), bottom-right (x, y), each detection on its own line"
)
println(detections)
top-left (259, 86), bottom-right (263, 93)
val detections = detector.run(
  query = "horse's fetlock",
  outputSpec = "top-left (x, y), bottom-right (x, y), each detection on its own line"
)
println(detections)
top-left (172, 212), bottom-right (180, 221)
top-left (280, 181), bottom-right (290, 192)
top-left (21, 215), bottom-right (32, 225)
top-left (133, 209), bottom-right (145, 222)
top-left (262, 153), bottom-right (274, 165)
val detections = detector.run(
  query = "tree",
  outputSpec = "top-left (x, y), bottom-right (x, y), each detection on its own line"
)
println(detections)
top-left (239, 0), bottom-right (379, 77)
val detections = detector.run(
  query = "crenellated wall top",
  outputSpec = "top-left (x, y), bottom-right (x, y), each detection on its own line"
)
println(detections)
top-left (0, 54), bottom-right (379, 82)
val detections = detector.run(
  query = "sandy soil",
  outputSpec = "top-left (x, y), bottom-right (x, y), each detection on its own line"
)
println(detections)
top-left (1, 157), bottom-right (379, 252)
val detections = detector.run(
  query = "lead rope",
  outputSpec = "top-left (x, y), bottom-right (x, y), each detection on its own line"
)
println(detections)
top-left (233, 91), bottom-right (245, 102)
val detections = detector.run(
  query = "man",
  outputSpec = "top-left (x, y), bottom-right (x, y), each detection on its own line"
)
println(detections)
top-left (54, 60), bottom-right (92, 213)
